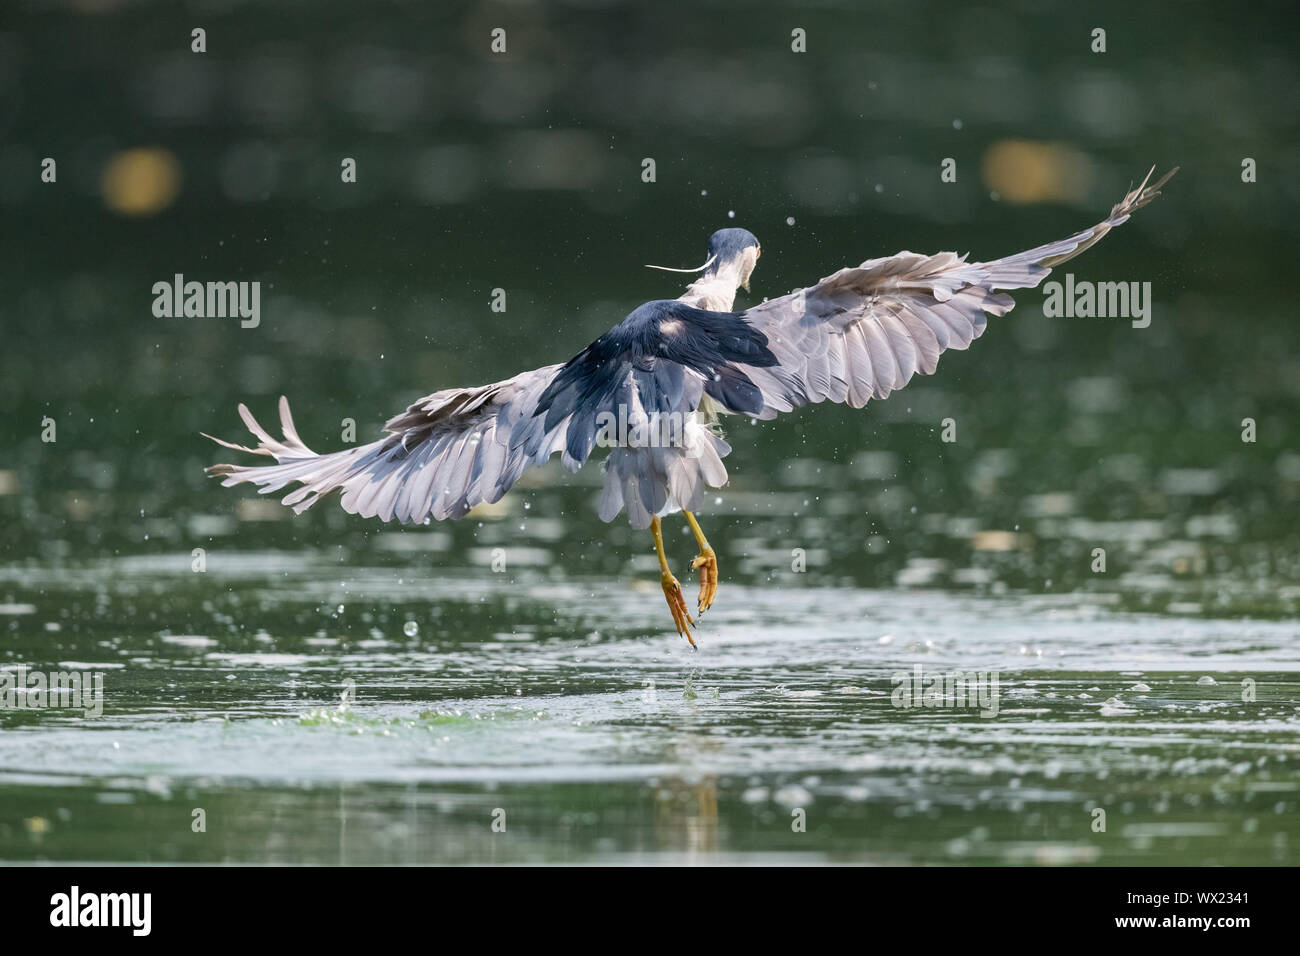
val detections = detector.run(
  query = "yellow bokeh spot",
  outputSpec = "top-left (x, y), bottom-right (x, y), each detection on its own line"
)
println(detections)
top-left (101, 148), bottom-right (182, 216)
top-left (971, 530), bottom-right (1026, 552)
top-left (981, 140), bottom-right (1092, 204)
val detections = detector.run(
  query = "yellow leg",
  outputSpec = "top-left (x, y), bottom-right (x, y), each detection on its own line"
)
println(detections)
top-left (684, 511), bottom-right (719, 616)
top-left (652, 516), bottom-right (695, 647)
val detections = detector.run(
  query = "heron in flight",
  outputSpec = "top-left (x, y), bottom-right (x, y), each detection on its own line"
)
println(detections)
top-left (206, 167), bottom-right (1176, 646)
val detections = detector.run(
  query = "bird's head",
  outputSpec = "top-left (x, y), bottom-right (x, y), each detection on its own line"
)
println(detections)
top-left (645, 227), bottom-right (762, 292)
top-left (704, 228), bottom-right (762, 291)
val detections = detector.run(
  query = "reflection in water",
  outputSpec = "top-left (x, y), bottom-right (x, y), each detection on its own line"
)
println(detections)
top-left (654, 775), bottom-right (720, 858)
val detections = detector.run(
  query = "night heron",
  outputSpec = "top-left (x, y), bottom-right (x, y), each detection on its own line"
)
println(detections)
top-left (206, 167), bottom-right (1176, 646)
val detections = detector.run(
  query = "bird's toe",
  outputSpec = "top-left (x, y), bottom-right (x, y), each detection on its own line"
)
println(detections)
top-left (689, 548), bottom-right (719, 616)
top-left (660, 572), bottom-right (696, 646)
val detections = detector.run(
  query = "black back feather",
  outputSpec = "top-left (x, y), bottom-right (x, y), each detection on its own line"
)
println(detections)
top-left (534, 300), bottom-right (778, 463)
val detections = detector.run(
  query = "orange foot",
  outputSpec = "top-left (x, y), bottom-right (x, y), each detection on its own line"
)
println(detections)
top-left (661, 571), bottom-right (696, 648)
top-left (689, 547), bottom-right (718, 616)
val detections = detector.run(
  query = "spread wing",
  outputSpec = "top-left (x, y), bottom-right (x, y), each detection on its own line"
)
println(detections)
top-left (204, 364), bottom-right (570, 524)
top-left (725, 167), bottom-right (1177, 418)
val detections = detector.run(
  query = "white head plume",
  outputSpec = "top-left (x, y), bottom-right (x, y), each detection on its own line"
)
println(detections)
top-left (643, 254), bottom-right (717, 274)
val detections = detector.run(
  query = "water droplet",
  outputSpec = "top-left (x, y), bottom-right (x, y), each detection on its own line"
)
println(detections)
top-left (403, 621), bottom-right (418, 637)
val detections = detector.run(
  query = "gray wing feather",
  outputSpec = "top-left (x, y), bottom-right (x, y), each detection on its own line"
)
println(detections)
top-left (204, 363), bottom-right (569, 524)
top-left (734, 167), bottom-right (1176, 419)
